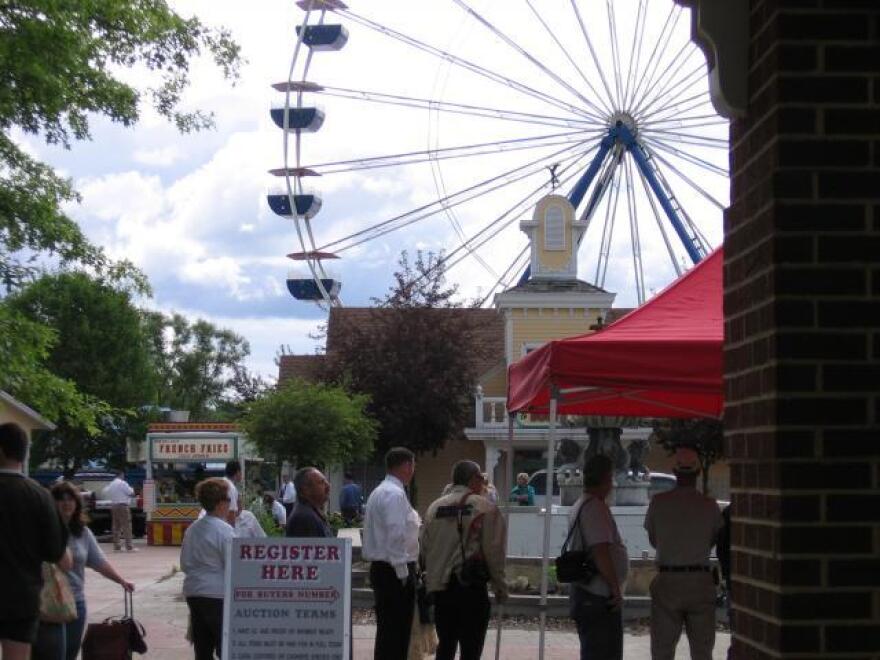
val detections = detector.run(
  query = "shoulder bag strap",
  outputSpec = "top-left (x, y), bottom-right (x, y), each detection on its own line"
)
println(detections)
top-left (560, 495), bottom-right (593, 553)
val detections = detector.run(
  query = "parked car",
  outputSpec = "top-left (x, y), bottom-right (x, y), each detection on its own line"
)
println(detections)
top-left (72, 471), bottom-right (146, 538)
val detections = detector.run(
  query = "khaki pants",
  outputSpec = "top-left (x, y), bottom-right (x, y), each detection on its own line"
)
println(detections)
top-left (111, 503), bottom-right (133, 550)
top-left (650, 572), bottom-right (716, 660)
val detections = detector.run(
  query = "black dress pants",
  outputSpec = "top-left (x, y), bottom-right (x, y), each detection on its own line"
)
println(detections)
top-left (369, 561), bottom-right (415, 660)
top-left (433, 575), bottom-right (491, 660)
top-left (187, 596), bottom-right (224, 660)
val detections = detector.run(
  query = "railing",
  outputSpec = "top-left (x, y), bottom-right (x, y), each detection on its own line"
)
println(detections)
top-left (475, 396), bottom-right (508, 427)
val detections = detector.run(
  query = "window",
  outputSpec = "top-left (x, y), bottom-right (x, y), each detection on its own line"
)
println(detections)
top-left (544, 205), bottom-right (565, 250)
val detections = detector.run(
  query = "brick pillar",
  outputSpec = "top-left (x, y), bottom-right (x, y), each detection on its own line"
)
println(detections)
top-left (724, 1), bottom-right (880, 657)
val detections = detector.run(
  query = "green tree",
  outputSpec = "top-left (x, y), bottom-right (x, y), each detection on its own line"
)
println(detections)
top-left (651, 418), bottom-right (725, 495)
top-left (6, 270), bottom-right (158, 470)
top-left (0, 0), bottom-right (240, 276)
top-left (324, 251), bottom-right (488, 459)
top-left (241, 379), bottom-right (376, 469)
top-left (0, 0), bottom-right (240, 428)
top-left (8, 271), bottom-right (156, 407)
top-left (143, 312), bottom-right (256, 419)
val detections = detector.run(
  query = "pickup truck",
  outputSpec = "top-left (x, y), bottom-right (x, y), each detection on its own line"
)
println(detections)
top-left (73, 471), bottom-right (146, 539)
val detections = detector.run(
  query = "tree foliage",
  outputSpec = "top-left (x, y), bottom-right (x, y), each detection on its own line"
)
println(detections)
top-left (324, 251), bottom-right (487, 457)
top-left (651, 418), bottom-right (725, 494)
top-left (241, 379), bottom-right (376, 469)
top-left (0, 0), bottom-right (242, 451)
top-left (0, 0), bottom-right (240, 274)
top-left (142, 311), bottom-right (258, 420)
top-left (7, 271), bottom-right (156, 408)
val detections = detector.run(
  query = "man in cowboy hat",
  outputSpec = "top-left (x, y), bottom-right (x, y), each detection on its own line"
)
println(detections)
top-left (644, 447), bottom-right (723, 660)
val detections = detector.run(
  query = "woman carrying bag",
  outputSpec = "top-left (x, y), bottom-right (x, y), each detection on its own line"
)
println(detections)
top-left (565, 455), bottom-right (629, 660)
top-left (50, 482), bottom-right (134, 660)
top-left (32, 552), bottom-right (77, 660)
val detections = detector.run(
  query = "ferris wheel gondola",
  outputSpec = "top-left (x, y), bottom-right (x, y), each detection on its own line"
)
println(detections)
top-left (269, 0), bottom-right (728, 307)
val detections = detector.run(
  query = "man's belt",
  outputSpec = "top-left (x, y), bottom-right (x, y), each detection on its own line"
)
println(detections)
top-left (658, 565), bottom-right (710, 572)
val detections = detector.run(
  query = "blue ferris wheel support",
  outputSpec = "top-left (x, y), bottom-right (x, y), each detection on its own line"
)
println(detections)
top-left (517, 121), bottom-right (704, 286)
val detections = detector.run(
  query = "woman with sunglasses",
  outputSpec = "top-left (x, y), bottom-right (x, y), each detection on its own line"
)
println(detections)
top-left (180, 477), bottom-right (234, 660)
top-left (43, 481), bottom-right (134, 660)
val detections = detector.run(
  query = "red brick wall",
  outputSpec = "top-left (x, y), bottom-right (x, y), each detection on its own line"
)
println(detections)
top-left (725, 1), bottom-right (880, 657)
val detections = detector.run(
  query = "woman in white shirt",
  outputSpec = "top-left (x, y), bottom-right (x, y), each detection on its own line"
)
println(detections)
top-left (180, 478), bottom-right (235, 660)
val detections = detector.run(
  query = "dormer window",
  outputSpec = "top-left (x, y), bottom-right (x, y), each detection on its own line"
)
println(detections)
top-left (544, 205), bottom-right (565, 250)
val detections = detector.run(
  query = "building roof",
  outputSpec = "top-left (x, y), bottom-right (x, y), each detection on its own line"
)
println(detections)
top-left (0, 390), bottom-right (55, 430)
top-left (147, 423), bottom-right (239, 433)
top-left (500, 278), bottom-right (608, 295)
top-left (277, 354), bottom-right (326, 384)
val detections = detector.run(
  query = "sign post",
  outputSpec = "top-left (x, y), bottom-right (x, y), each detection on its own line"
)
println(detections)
top-left (223, 537), bottom-right (352, 660)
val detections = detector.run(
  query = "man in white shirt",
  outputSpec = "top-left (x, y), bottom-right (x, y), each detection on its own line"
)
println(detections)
top-left (263, 492), bottom-right (288, 528)
top-left (223, 461), bottom-right (242, 526)
top-left (280, 475), bottom-right (296, 517)
top-left (362, 447), bottom-right (419, 660)
top-left (103, 471), bottom-right (135, 552)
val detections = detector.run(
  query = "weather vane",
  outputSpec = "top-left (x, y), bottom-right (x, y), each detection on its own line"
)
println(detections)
top-left (547, 163), bottom-right (560, 190)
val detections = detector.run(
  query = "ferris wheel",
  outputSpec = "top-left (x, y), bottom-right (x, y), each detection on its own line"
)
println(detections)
top-left (267, 0), bottom-right (729, 308)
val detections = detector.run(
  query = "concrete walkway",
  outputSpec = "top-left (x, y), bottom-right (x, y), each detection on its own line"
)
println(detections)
top-left (85, 541), bottom-right (729, 659)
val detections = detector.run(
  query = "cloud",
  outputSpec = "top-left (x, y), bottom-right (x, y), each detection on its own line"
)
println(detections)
top-left (33, 0), bottom-right (728, 376)
top-left (132, 145), bottom-right (185, 167)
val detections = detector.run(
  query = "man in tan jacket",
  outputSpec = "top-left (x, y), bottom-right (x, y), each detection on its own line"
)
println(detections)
top-left (421, 460), bottom-right (508, 660)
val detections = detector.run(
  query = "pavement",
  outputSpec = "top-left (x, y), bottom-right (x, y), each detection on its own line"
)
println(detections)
top-left (85, 540), bottom-right (730, 659)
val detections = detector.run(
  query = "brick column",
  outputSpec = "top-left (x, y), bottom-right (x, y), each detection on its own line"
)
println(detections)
top-left (724, 1), bottom-right (880, 657)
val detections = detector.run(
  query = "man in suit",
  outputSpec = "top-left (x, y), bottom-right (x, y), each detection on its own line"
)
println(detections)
top-left (285, 467), bottom-right (333, 538)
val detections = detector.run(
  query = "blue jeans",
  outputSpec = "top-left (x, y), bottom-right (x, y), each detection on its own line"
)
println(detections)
top-left (65, 601), bottom-right (87, 660)
top-left (570, 589), bottom-right (623, 660)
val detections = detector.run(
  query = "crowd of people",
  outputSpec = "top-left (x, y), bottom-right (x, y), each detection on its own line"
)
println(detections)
top-left (2, 418), bottom-right (726, 660)
top-left (0, 423), bottom-right (134, 660)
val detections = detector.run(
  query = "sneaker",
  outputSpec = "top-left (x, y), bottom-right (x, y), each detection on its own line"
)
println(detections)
top-left (126, 547), bottom-right (138, 553)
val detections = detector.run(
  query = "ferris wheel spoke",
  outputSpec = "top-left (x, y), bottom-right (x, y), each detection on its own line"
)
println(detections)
top-left (523, 0), bottom-right (614, 117)
top-left (301, 130), bottom-right (599, 174)
top-left (606, 0), bottom-right (626, 108)
top-left (642, 129), bottom-right (728, 149)
top-left (596, 164), bottom-right (623, 288)
top-left (627, 3), bottom-right (683, 113)
top-left (642, 115), bottom-right (730, 131)
top-left (623, 155), bottom-right (646, 305)
top-left (338, 8), bottom-right (597, 120)
top-left (478, 245), bottom-right (531, 307)
top-left (449, 0), bottom-right (607, 122)
top-left (643, 136), bottom-right (727, 178)
top-left (640, 92), bottom-right (713, 124)
top-left (637, 62), bottom-right (707, 119)
top-left (321, 140), bottom-right (597, 252)
top-left (622, 0), bottom-right (649, 110)
top-left (640, 140), bottom-right (727, 210)
top-left (632, 42), bottom-right (697, 117)
top-left (570, 0), bottom-right (618, 111)
top-left (634, 158), bottom-right (683, 277)
top-left (308, 86), bottom-right (598, 129)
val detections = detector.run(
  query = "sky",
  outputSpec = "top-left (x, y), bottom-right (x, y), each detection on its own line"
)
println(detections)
top-left (19, 0), bottom-right (729, 381)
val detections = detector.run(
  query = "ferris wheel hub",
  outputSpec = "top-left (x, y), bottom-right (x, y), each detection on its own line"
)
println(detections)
top-left (609, 112), bottom-right (638, 137)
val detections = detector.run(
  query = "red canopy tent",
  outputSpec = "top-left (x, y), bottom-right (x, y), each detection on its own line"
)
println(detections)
top-left (507, 246), bottom-right (724, 418)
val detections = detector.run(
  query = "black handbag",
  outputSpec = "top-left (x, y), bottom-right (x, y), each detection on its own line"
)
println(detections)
top-left (555, 497), bottom-right (599, 584)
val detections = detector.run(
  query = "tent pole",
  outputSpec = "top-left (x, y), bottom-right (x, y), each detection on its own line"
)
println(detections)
top-left (538, 387), bottom-right (558, 660)
top-left (506, 413), bottom-right (515, 512)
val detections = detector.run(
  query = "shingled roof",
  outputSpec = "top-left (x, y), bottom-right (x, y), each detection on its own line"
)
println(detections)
top-left (277, 354), bottom-right (326, 384)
